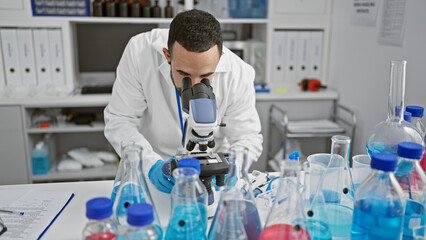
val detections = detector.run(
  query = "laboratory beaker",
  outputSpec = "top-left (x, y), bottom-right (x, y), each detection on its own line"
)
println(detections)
top-left (301, 161), bottom-right (332, 240)
top-left (260, 158), bottom-right (311, 240)
top-left (164, 167), bottom-right (207, 240)
top-left (351, 154), bottom-right (372, 193)
top-left (208, 145), bottom-right (262, 240)
top-left (112, 144), bottom-right (161, 234)
top-left (366, 60), bottom-right (424, 156)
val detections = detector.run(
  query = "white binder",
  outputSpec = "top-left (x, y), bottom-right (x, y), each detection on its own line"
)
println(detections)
top-left (284, 31), bottom-right (299, 86)
top-left (47, 29), bottom-right (65, 85)
top-left (32, 29), bottom-right (52, 86)
top-left (16, 29), bottom-right (37, 86)
top-left (0, 28), bottom-right (22, 86)
top-left (309, 31), bottom-right (323, 80)
top-left (296, 31), bottom-right (310, 83)
top-left (272, 30), bottom-right (286, 85)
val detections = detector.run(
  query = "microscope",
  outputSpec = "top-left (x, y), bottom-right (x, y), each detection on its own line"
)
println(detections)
top-left (162, 77), bottom-right (229, 203)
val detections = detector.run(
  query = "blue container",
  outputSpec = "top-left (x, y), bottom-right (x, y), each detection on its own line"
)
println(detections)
top-left (351, 153), bottom-right (405, 239)
top-left (229, 0), bottom-right (268, 19)
top-left (32, 141), bottom-right (49, 175)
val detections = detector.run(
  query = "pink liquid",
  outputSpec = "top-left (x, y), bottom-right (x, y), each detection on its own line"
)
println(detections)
top-left (420, 151), bottom-right (426, 172)
top-left (85, 232), bottom-right (117, 240)
top-left (259, 224), bottom-right (311, 240)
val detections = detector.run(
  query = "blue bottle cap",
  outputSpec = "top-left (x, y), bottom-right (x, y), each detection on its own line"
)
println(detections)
top-left (86, 197), bottom-right (113, 220)
top-left (395, 105), bottom-right (402, 117)
top-left (398, 142), bottom-right (424, 160)
top-left (370, 153), bottom-right (398, 172)
top-left (404, 111), bottom-right (412, 122)
top-left (178, 158), bottom-right (201, 174)
top-left (406, 106), bottom-right (424, 118)
top-left (127, 203), bottom-right (154, 227)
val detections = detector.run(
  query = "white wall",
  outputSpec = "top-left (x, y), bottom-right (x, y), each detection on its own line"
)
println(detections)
top-left (329, 0), bottom-right (426, 156)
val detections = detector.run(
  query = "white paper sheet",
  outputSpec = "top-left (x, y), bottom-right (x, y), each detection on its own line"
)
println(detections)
top-left (0, 189), bottom-right (74, 240)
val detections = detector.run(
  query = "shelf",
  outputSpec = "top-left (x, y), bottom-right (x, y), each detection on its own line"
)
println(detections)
top-left (27, 122), bottom-right (105, 134)
top-left (32, 163), bottom-right (118, 182)
top-left (255, 89), bottom-right (338, 101)
top-left (0, 94), bottom-right (111, 107)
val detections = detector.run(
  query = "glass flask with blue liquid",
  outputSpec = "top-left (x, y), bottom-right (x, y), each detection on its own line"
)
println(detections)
top-left (208, 146), bottom-right (262, 240)
top-left (164, 167), bottom-right (207, 240)
top-left (259, 157), bottom-right (311, 240)
top-left (111, 140), bottom-right (135, 203)
top-left (395, 142), bottom-right (426, 239)
top-left (366, 60), bottom-right (424, 157)
top-left (314, 135), bottom-right (354, 239)
top-left (177, 158), bottom-right (208, 230)
top-left (301, 161), bottom-right (332, 240)
top-left (111, 143), bottom-right (161, 234)
top-left (351, 153), bottom-right (405, 240)
top-left (124, 203), bottom-right (162, 240)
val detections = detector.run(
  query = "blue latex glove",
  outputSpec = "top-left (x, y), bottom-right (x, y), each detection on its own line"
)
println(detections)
top-left (148, 159), bottom-right (175, 193)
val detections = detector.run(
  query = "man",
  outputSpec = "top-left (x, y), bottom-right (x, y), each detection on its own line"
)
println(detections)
top-left (104, 9), bottom-right (263, 193)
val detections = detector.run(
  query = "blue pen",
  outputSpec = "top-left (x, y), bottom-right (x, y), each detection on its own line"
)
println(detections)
top-left (0, 209), bottom-right (24, 216)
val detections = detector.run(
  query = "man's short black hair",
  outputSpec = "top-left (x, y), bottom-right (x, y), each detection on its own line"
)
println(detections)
top-left (168, 9), bottom-right (223, 57)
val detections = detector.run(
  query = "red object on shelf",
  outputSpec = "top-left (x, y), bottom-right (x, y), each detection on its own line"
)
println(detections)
top-left (40, 123), bottom-right (50, 128)
top-left (299, 79), bottom-right (327, 92)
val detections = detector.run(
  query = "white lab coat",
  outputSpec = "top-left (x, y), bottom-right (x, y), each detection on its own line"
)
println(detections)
top-left (104, 29), bottom-right (263, 176)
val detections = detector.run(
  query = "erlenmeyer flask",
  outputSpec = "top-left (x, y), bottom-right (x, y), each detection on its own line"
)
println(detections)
top-left (208, 146), bottom-right (262, 240)
top-left (164, 167), bottom-right (207, 240)
top-left (322, 135), bottom-right (354, 239)
top-left (366, 60), bottom-right (424, 156)
top-left (259, 158), bottom-right (310, 240)
top-left (302, 161), bottom-right (332, 240)
top-left (112, 144), bottom-right (161, 234)
top-left (111, 140), bottom-right (135, 203)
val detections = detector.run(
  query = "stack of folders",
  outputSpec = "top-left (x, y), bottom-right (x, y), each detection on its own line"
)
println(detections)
top-left (0, 28), bottom-right (65, 93)
top-left (272, 30), bottom-right (324, 88)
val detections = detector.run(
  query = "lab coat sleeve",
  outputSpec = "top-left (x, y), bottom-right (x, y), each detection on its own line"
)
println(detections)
top-left (104, 38), bottom-right (162, 177)
top-left (223, 62), bottom-right (263, 169)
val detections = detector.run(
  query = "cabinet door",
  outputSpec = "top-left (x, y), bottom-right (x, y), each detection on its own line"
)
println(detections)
top-left (0, 106), bottom-right (29, 184)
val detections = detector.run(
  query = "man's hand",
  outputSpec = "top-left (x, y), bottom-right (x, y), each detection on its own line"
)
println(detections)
top-left (148, 159), bottom-right (175, 193)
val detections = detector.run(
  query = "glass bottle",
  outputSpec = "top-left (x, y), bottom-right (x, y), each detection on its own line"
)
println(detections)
top-left (151, 0), bottom-right (161, 17)
top-left (351, 153), bottom-right (405, 239)
top-left (111, 140), bottom-right (135, 203)
top-left (93, 0), bottom-right (104, 17)
top-left (124, 203), bottom-right (162, 240)
top-left (131, 0), bottom-right (140, 17)
top-left (119, 0), bottom-right (128, 17)
top-left (111, 144), bottom-right (161, 235)
top-left (259, 157), bottom-right (311, 240)
top-left (301, 161), bottom-right (332, 240)
top-left (405, 106), bottom-right (426, 171)
top-left (83, 197), bottom-right (117, 240)
top-left (164, 167), bottom-right (207, 240)
top-left (395, 142), bottom-right (426, 239)
top-left (142, 0), bottom-right (151, 17)
top-left (177, 158), bottom-right (208, 229)
top-left (208, 146), bottom-right (262, 240)
top-left (322, 135), bottom-right (354, 239)
top-left (164, 0), bottom-right (173, 18)
top-left (105, 0), bottom-right (116, 17)
top-left (366, 60), bottom-right (424, 156)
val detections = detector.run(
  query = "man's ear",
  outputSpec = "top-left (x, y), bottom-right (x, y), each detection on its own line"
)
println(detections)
top-left (163, 48), bottom-right (171, 64)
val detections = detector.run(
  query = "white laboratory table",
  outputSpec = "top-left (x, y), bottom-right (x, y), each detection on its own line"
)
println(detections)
top-left (0, 179), bottom-right (171, 240)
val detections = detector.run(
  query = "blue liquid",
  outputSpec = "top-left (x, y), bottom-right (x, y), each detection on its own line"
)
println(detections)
top-left (403, 199), bottom-right (425, 239)
top-left (366, 143), bottom-right (397, 157)
top-left (114, 183), bottom-right (146, 225)
top-left (165, 204), bottom-right (207, 240)
top-left (111, 185), bottom-right (119, 204)
top-left (351, 199), bottom-right (404, 240)
top-left (32, 155), bottom-right (49, 175)
top-left (322, 190), bottom-right (340, 204)
top-left (209, 200), bottom-right (261, 240)
top-left (306, 219), bottom-right (332, 240)
top-left (326, 204), bottom-right (353, 238)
